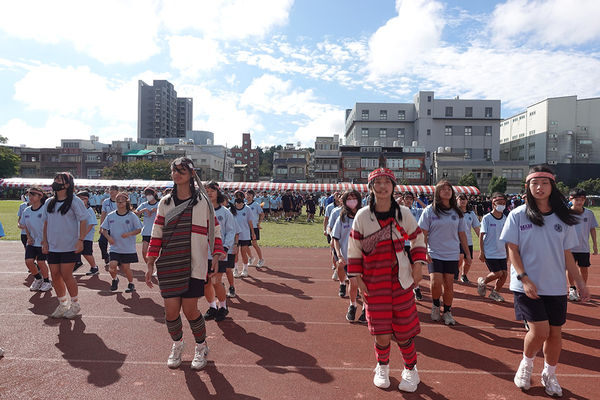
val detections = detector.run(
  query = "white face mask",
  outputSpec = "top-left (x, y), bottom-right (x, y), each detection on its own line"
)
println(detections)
top-left (146, 195), bottom-right (154, 202)
top-left (495, 204), bottom-right (505, 212)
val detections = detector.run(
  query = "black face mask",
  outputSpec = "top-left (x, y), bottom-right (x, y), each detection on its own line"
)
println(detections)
top-left (235, 198), bottom-right (244, 204)
top-left (52, 182), bottom-right (65, 192)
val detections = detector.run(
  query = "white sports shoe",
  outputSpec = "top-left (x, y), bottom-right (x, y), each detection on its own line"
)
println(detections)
top-left (191, 342), bottom-right (210, 370)
top-left (30, 278), bottom-right (43, 291)
top-left (233, 268), bottom-right (240, 278)
top-left (63, 302), bottom-right (81, 319)
top-left (398, 366), bottom-right (420, 392)
top-left (541, 371), bottom-right (562, 397)
top-left (477, 277), bottom-right (487, 297)
top-left (257, 259), bottom-right (265, 267)
top-left (514, 359), bottom-right (533, 390)
top-left (39, 281), bottom-right (52, 292)
top-left (373, 364), bottom-right (390, 388)
top-left (443, 311), bottom-right (456, 326)
top-left (431, 306), bottom-right (441, 321)
top-left (51, 302), bottom-right (70, 318)
top-left (332, 269), bottom-right (338, 280)
top-left (167, 340), bottom-right (186, 368)
top-left (568, 287), bottom-right (579, 301)
top-left (489, 289), bottom-right (505, 302)
top-left (241, 269), bottom-right (248, 278)
top-left (248, 257), bottom-right (255, 267)
top-left (0, 347), bottom-right (4, 357)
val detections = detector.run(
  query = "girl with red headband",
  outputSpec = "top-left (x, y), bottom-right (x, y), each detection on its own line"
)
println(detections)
top-left (347, 167), bottom-right (427, 393)
top-left (499, 165), bottom-right (589, 397)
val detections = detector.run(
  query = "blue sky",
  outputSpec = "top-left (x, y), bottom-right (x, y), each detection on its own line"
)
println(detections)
top-left (1, 0), bottom-right (599, 149)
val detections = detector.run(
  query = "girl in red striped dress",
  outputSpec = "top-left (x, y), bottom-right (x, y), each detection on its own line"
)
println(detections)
top-left (347, 168), bottom-right (428, 393)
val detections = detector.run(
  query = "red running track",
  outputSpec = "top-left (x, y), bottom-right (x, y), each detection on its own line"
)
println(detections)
top-left (0, 241), bottom-right (599, 399)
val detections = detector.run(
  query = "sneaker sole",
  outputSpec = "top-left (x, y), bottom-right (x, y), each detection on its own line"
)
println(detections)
top-left (191, 346), bottom-right (210, 370)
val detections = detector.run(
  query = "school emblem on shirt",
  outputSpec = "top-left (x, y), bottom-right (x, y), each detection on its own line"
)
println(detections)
top-left (584, 217), bottom-right (588, 222)
top-left (554, 224), bottom-right (562, 232)
top-left (520, 223), bottom-right (533, 231)
top-left (218, 216), bottom-right (223, 221)
top-left (242, 212), bottom-right (246, 216)
top-left (125, 220), bottom-right (130, 224)
top-left (451, 215), bottom-right (457, 221)
top-left (38, 214), bottom-right (42, 218)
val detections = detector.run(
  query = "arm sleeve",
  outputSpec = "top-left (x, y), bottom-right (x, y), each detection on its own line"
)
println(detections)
top-left (402, 207), bottom-right (427, 263)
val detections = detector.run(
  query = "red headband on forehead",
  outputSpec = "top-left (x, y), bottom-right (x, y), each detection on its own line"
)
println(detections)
top-left (116, 193), bottom-right (129, 200)
top-left (526, 172), bottom-right (555, 182)
top-left (492, 196), bottom-right (505, 202)
top-left (368, 168), bottom-right (396, 184)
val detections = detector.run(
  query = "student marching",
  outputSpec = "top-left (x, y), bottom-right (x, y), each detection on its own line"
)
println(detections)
top-left (21, 186), bottom-right (52, 292)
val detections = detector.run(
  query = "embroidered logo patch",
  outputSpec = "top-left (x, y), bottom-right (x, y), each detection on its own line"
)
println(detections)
top-left (554, 224), bottom-right (562, 232)
top-left (38, 214), bottom-right (42, 218)
top-left (520, 223), bottom-right (533, 231)
top-left (584, 217), bottom-right (588, 222)
top-left (490, 223), bottom-right (496, 227)
top-left (218, 216), bottom-right (223, 221)
top-left (125, 220), bottom-right (130, 224)
top-left (451, 215), bottom-right (457, 221)
top-left (242, 212), bottom-right (246, 216)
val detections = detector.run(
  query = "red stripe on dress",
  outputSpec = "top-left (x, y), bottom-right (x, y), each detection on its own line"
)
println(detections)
top-left (407, 227), bottom-right (422, 240)
top-left (410, 247), bottom-right (427, 263)
top-left (191, 225), bottom-right (208, 235)
top-left (154, 215), bottom-right (165, 226)
top-left (350, 229), bottom-right (363, 240)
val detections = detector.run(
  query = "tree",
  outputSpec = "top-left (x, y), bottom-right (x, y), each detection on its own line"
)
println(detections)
top-left (577, 178), bottom-right (600, 195)
top-left (556, 181), bottom-right (569, 195)
top-left (102, 160), bottom-right (172, 180)
top-left (0, 146), bottom-right (20, 178)
top-left (457, 172), bottom-right (478, 189)
top-left (487, 176), bottom-right (507, 195)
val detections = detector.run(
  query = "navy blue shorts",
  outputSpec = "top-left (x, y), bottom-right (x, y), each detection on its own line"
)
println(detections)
top-left (239, 239), bottom-right (252, 247)
top-left (21, 234), bottom-right (28, 249)
top-left (485, 258), bottom-right (507, 273)
top-left (109, 252), bottom-right (138, 264)
top-left (180, 278), bottom-right (206, 299)
top-left (253, 227), bottom-right (260, 241)
top-left (459, 245), bottom-right (474, 258)
top-left (47, 251), bottom-right (81, 265)
top-left (513, 292), bottom-right (567, 326)
top-left (427, 259), bottom-right (459, 275)
top-left (142, 235), bottom-right (151, 243)
top-left (25, 245), bottom-right (47, 261)
top-left (218, 253), bottom-right (235, 273)
top-left (572, 252), bottom-right (591, 267)
top-left (81, 240), bottom-right (94, 256)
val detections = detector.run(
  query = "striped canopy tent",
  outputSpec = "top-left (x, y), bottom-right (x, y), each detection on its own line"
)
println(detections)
top-left (0, 178), bottom-right (480, 195)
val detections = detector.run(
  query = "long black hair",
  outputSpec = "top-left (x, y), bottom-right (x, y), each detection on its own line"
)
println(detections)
top-left (457, 193), bottom-right (473, 212)
top-left (340, 189), bottom-right (362, 223)
top-left (525, 165), bottom-right (577, 227)
top-left (144, 187), bottom-right (160, 203)
top-left (432, 180), bottom-right (463, 218)
top-left (205, 181), bottom-right (225, 205)
top-left (46, 172), bottom-right (75, 215)
top-left (367, 177), bottom-right (403, 222)
top-left (164, 157), bottom-right (200, 207)
top-left (28, 186), bottom-right (48, 208)
top-left (228, 190), bottom-right (245, 216)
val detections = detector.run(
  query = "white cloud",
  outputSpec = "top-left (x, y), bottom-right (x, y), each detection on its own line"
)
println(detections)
top-left (160, 0), bottom-right (293, 40)
top-left (367, 0), bottom-right (445, 78)
top-left (168, 36), bottom-right (228, 78)
top-left (490, 0), bottom-right (600, 47)
top-left (0, 0), bottom-right (161, 64)
top-left (293, 109), bottom-right (345, 146)
top-left (0, 117), bottom-right (92, 148)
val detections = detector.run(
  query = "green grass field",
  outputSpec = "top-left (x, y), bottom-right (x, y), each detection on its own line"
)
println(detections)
top-left (2, 200), bottom-right (599, 249)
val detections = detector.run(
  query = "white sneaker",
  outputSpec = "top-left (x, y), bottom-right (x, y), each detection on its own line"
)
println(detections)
top-left (248, 257), bottom-right (255, 267)
top-left (373, 363), bottom-right (390, 388)
top-left (191, 342), bottom-right (210, 370)
top-left (30, 278), bottom-right (43, 291)
top-left (541, 371), bottom-right (562, 397)
top-left (332, 269), bottom-right (338, 280)
top-left (241, 269), bottom-right (248, 278)
top-left (398, 366), bottom-right (420, 392)
top-left (63, 302), bottom-right (81, 319)
top-left (443, 311), bottom-right (456, 325)
top-left (0, 347), bottom-right (3, 357)
top-left (51, 302), bottom-right (70, 318)
top-left (514, 359), bottom-right (533, 390)
top-left (257, 259), bottom-right (265, 267)
top-left (489, 289), bottom-right (505, 302)
top-left (39, 281), bottom-right (52, 292)
top-left (568, 287), bottom-right (579, 301)
top-left (477, 277), bottom-right (487, 297)
top-left (431, 306), bottom-right (441, 321)
top-left (233, 268), bottom-right (240, 278)
top-left (167, 340), bottom-right (186, 368)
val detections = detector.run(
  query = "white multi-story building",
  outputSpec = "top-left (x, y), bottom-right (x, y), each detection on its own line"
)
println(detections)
top-left (500, 95), bottom-right (600, 183)
top-left (314, 135), bottom-right (340, 183)
top-left (345, 91), bottom-right (501, 169)
top-left (173, 143), bottom-right (234, 181)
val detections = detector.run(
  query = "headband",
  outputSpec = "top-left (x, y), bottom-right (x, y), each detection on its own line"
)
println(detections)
top-left (116, 193), bottom-right (129, 200)
top-left (492, 196), bottom-right (505, 202)
top-left (526, 172), bottom-right (555, 182)
top-left (29, 190), bottom-right (44, 196)
top-left (368, 168), bottom-right (397, 185)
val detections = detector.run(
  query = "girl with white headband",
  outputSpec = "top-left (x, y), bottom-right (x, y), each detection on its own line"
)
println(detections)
top-left (499, 165), bottom-right (589, 397)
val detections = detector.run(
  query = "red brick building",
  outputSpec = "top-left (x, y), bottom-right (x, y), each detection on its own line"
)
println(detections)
top-left (230, 133), bottom-right (259, 182)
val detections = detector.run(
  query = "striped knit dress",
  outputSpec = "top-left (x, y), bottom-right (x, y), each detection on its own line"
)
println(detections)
top-left (347, 206), bottom-right (427, 339)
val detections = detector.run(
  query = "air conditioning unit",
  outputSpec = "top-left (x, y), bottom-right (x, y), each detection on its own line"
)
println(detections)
top-left (566, 131), bottom-right (573, 135)
top-left (548, 161), bottom-right (557, 165)
top-left (566, 154), bottom-right (572, 159)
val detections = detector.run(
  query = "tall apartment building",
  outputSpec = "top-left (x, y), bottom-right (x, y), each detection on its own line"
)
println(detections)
top-left (230, 133), bottom-right (259, 181)
top-left (314, 135), bottom-right (340, 183)
top-left (345, 91), bottom-right (501, 169)
top-left (137, 80), bottom-right (193, 144)
top-left (500, 95), bottom-right (600, 183)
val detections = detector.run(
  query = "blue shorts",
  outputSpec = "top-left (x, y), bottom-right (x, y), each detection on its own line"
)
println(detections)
top-left (459, 245), bottom-right (474, 258)
top-left (25, 245), bottom-right (47, 261)
top-left (427, 259), bottom-right (459, 275)
top-left (109, 252), bottom-right (138, 264)
top-left (47, 251), bottom-right (81, 265)
top-left (513, 292), bottom-right (567, 326)
top-left (485, 258), bottom-right (507, 273)
top-left (572, 252), bottom-right (591, 267)
top-left (218, 253), bottom-right (235, 273)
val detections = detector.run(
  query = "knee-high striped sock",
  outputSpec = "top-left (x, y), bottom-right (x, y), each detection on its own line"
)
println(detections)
top-left (188, 315), bottom-right (206, 344)
top-left (398, 338), bottom-right (417, 370)
top-left (374, 341), bottom-right (391, 365)
top-left (165, 316), bottom-right (183, 342)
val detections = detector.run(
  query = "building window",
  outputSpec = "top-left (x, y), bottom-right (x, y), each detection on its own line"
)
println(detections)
top-left (404, 159), bottom-right (421, 168)
top-left (361, 128), bottom-right (369, 137)
top-left (405, 172), bottom-right (421, 179)
top-left (277, 168), bottom-right (287, 174)
top-left (361, 110), bottom-right (369, 120)
top-left (579, 140), bottom-right (592, 144)
top-left (361, 158), bottom-right (379, 168)
top-left (380, 110), bottom-right (387, 120)
top-left (465, 107), bottom-right (473, 117)
top-left (484, 149), bottom-right (491, 159)
top-left (398, 110), bottom-right (405, 120)
top-left (549, 147), bottom-right (558, 151)
top-left (548, 134), bottom-right (557, 138)
top-left (426, 151), bottom-right (431, 157)
top-left (580, 153), bottom-right (589, 158)
top-left (485, 126), bottom-right (492, 136)
top-left (502, 169), bottom-right (524, 179)
top-left (549, 121), bottom-right (558, 125)
top-left (445, 126), bottom-right (452, 135)
top-left (445, 107), bottom-right (453, 117)
top-left (397, 128), bottom-right (405, 137)
top-left (465, 148), bottom-right (472, 158)
top-left (465, 126), bottom-right (472, 136)
top-left (380, 128), bottom-right (387, 137)
top-left (528, 130), bottom-right (535, 135)
top-left (386, 158), bottom-right (402, 169)
top-left (485, 107), bottom-right (493, 117)
top-left (427, 109), bottom-right (431, 116)
top-left (427, 96), bottom-right (432, 102)
top-left (427, 129), bottom-right (431, 136)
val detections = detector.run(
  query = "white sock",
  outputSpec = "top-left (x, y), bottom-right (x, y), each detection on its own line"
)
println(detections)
top-left (243, 263), bottom-right (248, 270)
top-left (522, 353), bottom-right (535, 368)
top-left (71, 296), bottom-right (79, 304)
top-left (351, 301), bottom-right (357, 307)
top-left (543, 362), bottom-right (556, 375)
top-left (220, 299), bottom-right (227, 309)
top-left (58, 295), bottom-right (68, 303)
top-left (209, 301), bottom-right (217, 309)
